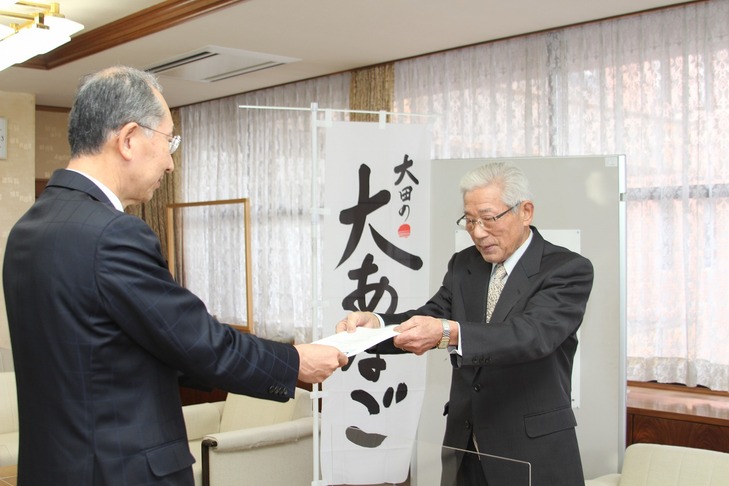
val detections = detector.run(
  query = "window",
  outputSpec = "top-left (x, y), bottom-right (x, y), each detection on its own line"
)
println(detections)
top-left (393, 1), bottom-right (729, 391)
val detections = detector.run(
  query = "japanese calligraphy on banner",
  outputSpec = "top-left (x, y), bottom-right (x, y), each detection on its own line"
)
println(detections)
top-left (320, 121), bottom-right (431, 485)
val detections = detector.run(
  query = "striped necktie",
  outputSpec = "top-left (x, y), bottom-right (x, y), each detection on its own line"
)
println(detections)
top-left (486, 263), bottom-right (507, 323)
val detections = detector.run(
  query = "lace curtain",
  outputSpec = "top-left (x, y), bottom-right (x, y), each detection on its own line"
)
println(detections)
top-left (177, 1), bottom-right (729, 391)
top-left (393, 1), bottom-right (729, 391)
top-left (179, 74), bottom-right (350, 344)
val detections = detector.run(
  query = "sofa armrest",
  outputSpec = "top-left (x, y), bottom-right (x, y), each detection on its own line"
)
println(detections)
top-left (584, 473), bottom-right (621, 486)
top-left (0, 432), bottom-right (19, 467)
top-left (620, 443), bottom-right (729, 486)
top-left (203, 416), bottom-right (314, 452)
top-left (202, 417), bottom-right (316, 485)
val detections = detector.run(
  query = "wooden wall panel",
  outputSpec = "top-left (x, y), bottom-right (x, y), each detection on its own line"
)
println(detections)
top-left (627, 384), bottom-right (729, 454)
top-left (629, 414), bottom-right (729, 453)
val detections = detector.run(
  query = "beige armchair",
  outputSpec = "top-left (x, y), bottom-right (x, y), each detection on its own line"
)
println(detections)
top-left (585, 443), bottom-right (729, 486)
top-left (0, 372), bottom-right (19, 467)
top-left (182, 387), bottom-right (315, 486)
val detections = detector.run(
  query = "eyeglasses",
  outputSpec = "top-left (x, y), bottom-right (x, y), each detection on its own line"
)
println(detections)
top-left (139, 124), bottom-right (181, 154)
top-left (456, 202), bottom-right (521, 231)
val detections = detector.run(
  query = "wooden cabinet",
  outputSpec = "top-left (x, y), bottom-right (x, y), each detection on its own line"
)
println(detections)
top-left (627, 384), bottom-right (729, 453)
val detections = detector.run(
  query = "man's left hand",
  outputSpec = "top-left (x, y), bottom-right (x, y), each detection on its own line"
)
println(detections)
top-left (393, 316), bottom-right (443, 355)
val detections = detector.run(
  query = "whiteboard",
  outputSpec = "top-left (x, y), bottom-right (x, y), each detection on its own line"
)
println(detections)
top-left (413, 156), bottom-right (626, 482)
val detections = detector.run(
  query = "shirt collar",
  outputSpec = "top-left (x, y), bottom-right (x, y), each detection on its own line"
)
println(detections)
top-left (497, 228), bottom-right (533, 277)
top-left (66, 169), bottom-right (124, 212)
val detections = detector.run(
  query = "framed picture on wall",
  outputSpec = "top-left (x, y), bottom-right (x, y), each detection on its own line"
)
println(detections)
top-left (166, 198), bottom-right (253, 333)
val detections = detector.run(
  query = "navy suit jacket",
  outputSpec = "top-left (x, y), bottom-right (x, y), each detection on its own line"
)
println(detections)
top-left (376, 228), bottom-right (593, 486)
top-left (3, 169), bottom-right (300, 485)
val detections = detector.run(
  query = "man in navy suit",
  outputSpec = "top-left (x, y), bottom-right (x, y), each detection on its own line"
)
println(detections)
top-left (3, 66), bottom-right (347, 485)
top-left (338, 162), bottom-right (593, 485)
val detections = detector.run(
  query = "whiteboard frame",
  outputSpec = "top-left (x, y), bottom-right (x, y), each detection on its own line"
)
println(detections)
top-left (413, 156), bottom-right (626, 482)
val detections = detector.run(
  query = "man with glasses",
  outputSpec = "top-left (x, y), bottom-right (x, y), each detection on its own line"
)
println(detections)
top-left (3, 66), bottom-right (347, 485)
top-left (338, 162), bottom-right (594, 486)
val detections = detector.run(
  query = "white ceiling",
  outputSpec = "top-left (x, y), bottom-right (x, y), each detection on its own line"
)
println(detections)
top-left (0, 0), bottom-right (693, 109)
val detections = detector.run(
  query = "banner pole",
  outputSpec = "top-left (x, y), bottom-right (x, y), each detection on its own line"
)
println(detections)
top-left (238, 103), bottom-right (435, 486)
top-left (309, 102), bottom-right (324, 486)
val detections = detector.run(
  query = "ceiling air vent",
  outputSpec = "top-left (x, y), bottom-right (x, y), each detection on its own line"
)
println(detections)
top-left (145, 46), bottom-right (299, 83)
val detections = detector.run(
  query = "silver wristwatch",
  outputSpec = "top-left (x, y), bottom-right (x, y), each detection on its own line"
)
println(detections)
top-left (437, 319), bottom-right (450, 349)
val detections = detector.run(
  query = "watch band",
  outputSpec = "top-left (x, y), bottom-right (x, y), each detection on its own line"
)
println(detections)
top-left (437, 319), bottom-right (450, 349)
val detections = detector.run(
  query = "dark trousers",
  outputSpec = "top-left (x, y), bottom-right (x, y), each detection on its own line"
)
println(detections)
top-left (455, 435), bottom-right (488, 486)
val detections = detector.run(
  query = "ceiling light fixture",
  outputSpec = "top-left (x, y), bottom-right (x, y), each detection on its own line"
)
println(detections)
top-left (0, 1), bottom-right (83, 72)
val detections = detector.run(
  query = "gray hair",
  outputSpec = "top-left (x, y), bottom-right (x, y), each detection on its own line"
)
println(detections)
top-left (68, 66), bottom-right (165, 157)
top-left (459, 162), bottom-right (532, 207)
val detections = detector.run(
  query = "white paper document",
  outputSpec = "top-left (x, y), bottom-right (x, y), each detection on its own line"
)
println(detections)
top-left (313, 326), bottom-right (399, 357)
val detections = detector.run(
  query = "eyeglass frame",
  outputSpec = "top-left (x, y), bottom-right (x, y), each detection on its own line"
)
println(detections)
top-left (456, 202), bottom-right (521, 231)
top-left (138, 124), bottom-right (181, 154)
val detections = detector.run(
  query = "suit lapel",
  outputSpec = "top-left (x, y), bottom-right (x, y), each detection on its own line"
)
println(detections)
top-left (489, 227), bottom-right (545, 323)
top-left (462, 250), bottom-right (491, 323)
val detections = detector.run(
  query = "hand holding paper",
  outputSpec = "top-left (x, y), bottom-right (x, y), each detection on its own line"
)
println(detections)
top-left (335, 310), bottom-right (381, 333)
top-left (313, 325), bottom-right (399, 357)
top-left (294, 343), bottom-right (349, 383)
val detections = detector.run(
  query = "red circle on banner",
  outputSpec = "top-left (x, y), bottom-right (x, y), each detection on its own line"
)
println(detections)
top-left (398, 224), bottom-right (411, 238)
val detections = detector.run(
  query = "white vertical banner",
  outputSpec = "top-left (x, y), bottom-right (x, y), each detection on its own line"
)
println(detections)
top-left (320, 121), bottom-right (431, 485)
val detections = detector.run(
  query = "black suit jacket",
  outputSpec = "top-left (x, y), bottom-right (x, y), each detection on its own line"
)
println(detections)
top-left (377, 228), bottom-right (593, 486)
top-left (3, 169), bottom-right (300, 485)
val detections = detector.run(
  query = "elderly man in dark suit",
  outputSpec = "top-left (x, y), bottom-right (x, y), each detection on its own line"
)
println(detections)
top-left (3, 66), bottom-right (347, 485)
top-left (338, 162), bottom-right (593, 486)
